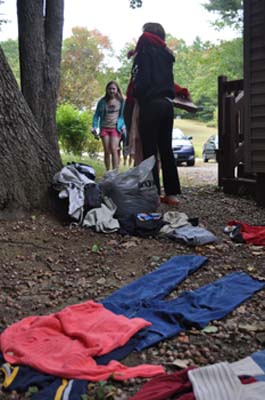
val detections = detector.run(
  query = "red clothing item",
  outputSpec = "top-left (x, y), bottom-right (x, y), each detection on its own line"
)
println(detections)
top-left (174, 83), bottom-right (190, 98)
top-left (127, 32), bottom-right (166, 59)
top-left (129, 367), bottom-right (257, 400)
top-left (0, 300), bottom-right (164, 381)
top-left (227, 220), bottom-right (265, 246)
top-left (129, 367), bottom-right (196, 400)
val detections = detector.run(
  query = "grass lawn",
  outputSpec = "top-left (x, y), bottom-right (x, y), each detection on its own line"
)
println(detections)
top-left (174, 119), bottom-right (217, 158)
top-left (61, 119), bottom-right (217, 178)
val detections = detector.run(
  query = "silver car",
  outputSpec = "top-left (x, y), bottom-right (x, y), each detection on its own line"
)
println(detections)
top-left (202, 135), bottom-right (218, 162)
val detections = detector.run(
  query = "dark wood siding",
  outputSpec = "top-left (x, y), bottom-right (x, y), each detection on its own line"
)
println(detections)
top-left (244, 0), bottom-right (265, 172)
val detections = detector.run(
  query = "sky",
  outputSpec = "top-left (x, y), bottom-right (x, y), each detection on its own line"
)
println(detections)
top-left (0, 0), bottom-right (239, 57)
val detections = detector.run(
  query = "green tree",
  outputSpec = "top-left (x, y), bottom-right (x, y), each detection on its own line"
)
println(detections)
top-left (191, 38), bottom-right (243, 103)
top-left (116, 41), bottom-right (136, 94)
top-left (59, 27), bottom-right (113, 110)
top-left (203, 0), bottom-right (243, 29)
top-left (172, 36), bottom-right (243, 122)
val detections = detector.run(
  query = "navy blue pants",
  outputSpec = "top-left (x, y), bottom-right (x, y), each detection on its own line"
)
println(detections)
top-left (103, 255), bottom-right (207, 315)
top-left (103, 258), bottom-right (264, 350)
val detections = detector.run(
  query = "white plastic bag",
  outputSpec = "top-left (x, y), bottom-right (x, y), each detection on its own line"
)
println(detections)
top-left (99, 156), bottom-right (159, 218)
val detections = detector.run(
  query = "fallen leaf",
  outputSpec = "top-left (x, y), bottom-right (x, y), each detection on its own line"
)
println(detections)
top-left (96, 278), bottom-right (106, 285)
top-left (107, 240), bottom-right (119, 246)
top-left (120, 241), bottom-right (138, 249)
top-left (247, 266), bottom-right (256, 272)
top-left (202, 325), bottom-right (218, 334)
top-left (171, 358), bottom-right (190, 368)
top-left (178, 335), bottom-right (190, 343)
top-left (237, 305), bottom-right (246, 314)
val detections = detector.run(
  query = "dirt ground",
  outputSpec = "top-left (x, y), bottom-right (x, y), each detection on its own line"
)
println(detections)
top-left (1, 161), bottom-right (265, 399)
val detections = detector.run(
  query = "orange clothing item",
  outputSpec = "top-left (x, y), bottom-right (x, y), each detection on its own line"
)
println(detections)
top-left (0, 300), bottom-right (164, 381)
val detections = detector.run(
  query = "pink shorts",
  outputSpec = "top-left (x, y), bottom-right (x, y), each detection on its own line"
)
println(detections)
top-left (100, 128), bottom-right (121, 138)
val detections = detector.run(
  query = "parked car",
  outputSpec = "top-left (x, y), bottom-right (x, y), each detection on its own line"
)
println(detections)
top-left (172, 128), bottom-right (195, 166)
top-left (202, 135), bottom-right (218, 162)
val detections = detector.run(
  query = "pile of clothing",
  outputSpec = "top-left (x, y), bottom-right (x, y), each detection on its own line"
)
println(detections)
top-left (52, 162), bottom-right (217, 246)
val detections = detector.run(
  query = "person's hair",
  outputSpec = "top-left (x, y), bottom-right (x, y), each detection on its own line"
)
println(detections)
top-left (142, 22), bottom-right (166, 40)
top-left (105, 81), bottom-right (123, 101)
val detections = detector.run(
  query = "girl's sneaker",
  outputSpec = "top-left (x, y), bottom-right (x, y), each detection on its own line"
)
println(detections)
top-left (160, 195), bottom-right (180, 206)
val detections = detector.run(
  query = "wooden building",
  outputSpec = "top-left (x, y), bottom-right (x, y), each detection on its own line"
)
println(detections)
top-left (217, 0), bottom-right (265, 206)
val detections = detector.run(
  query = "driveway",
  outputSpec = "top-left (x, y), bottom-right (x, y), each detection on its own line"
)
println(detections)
top-left (178, 159), bottom-right (218, 186)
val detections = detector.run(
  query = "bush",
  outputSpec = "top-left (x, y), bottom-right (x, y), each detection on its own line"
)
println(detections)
top-left (85, 132), bottom-right (102, 157)
top-left (56, 104), bottom-right (91, 156)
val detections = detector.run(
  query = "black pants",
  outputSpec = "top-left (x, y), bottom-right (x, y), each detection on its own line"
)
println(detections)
top-left (139, 98), bottom-right (181, 195)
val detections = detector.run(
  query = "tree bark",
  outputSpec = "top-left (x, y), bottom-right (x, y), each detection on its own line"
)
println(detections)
top-left (0, 46), bottom-right (61, 215)
top-left (17, 0), bottom-right (64, 156)
top-left (0, 1), bottom-right (64, 215)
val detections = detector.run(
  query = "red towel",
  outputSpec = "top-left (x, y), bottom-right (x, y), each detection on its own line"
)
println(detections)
top-left (0, 300), bottom-right (164, 381)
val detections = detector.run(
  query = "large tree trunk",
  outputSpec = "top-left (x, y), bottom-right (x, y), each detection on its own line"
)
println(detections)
top-left (17, 0), bottom-right (64, 156)
top-left (0, 46), bottom-right (61, 216)
top-left (0, 0), bottom-right (64, 215)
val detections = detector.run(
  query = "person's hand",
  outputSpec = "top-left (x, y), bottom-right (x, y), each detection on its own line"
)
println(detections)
top-left (180, 90), bottom-right (192, 102)
top-left (91, 128), bottom-right (99, 140)
top-left (177, 93), bottom-right (192, 102)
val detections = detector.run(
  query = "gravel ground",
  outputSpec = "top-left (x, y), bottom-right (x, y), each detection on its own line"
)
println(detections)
top-left (1, 161), bottom-right (265, 399)
top-left (178, 159), bottom-right (218, 185)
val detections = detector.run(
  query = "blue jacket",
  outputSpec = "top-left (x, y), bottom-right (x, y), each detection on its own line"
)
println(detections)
top-left (92, 97), bottom-right (125, 133)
